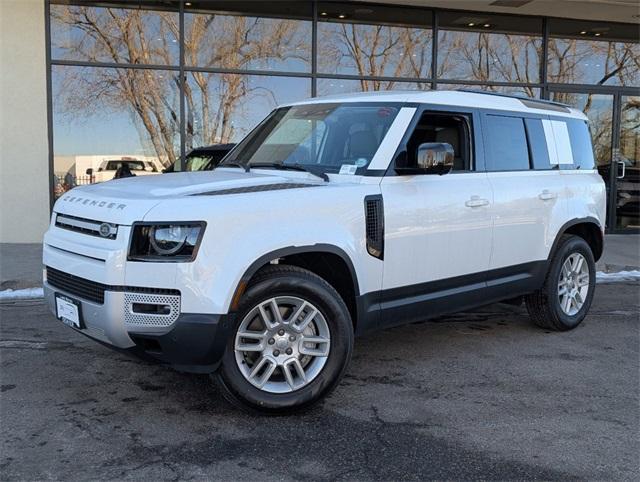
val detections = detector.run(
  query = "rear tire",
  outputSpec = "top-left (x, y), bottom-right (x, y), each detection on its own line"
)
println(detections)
top-left (216, 265), bottom-right (353, 414)
top-left (525, 235), bottom-right (596, 331)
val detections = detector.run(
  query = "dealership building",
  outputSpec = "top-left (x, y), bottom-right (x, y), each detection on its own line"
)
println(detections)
top-left (1, 0), bottom-right (638, 245)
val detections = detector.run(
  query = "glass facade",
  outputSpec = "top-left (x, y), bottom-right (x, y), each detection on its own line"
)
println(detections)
top-left (47, 1), bottom-right (640, 230)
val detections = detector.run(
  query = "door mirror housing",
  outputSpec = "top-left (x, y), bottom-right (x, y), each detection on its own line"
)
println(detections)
top-left (396, 142), bottom-right (455, 175)
top-left (85, 168), bottom-right (93, 176)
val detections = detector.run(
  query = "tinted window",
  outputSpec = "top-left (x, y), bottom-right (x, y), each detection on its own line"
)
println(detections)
top-left (567, 119), bottom-right (596, 170)
top-left (524, 118), bottom-right (553, 170)
top-left (485, 115), bottom-right (530, 171)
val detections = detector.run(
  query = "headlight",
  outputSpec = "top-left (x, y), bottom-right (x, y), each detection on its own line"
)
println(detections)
top-left (128, 222), bottom-right (205, 262)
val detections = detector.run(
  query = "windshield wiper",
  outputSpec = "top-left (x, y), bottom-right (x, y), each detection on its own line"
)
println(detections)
top-left (250, 162), bottom-right (329, 182)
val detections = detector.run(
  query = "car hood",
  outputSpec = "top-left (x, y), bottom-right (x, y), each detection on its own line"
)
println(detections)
top-left (53, 169), bottom-right (322, 225)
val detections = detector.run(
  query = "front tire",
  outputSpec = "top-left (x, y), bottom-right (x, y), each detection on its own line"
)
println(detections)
top-left (525, 235), bottom-right (596, 331)
top-left (216, 265), bottom-right (353, 414)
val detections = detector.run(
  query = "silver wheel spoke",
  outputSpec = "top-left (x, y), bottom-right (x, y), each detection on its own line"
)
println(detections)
top-left (574, 256), bottom-right (584, 273)
top-left (577, 273), bottom-right (589, 287)
top-left (299, 335), bottom-right (330, 357)
top-left (258, 299), bottom-right (282, 329)
top-left (235, 330), bottom-right (267, 352)
top-left (292, 306), bottom-right (318, 333)
top-left (248, 356), bottom-right (277, 388)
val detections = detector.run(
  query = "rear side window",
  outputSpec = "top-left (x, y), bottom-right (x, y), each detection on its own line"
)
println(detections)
top-left (524, 118), bottom-right (553, 170)
top-left (567, 119), bottom-right (596, 170)
top-left (484, 115), bottom-right (530, 171)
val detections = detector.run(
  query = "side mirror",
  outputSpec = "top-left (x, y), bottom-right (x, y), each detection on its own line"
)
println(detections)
top-left (85, 168), bottom-right (93, 176)
top-left (416, 142), bottom-right (454, 175)
top-left (396, 142), bottom-right (454, 175)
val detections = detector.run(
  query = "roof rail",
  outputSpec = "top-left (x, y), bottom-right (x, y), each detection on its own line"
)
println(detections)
top-left (455, 88), bottom-right (572, 113)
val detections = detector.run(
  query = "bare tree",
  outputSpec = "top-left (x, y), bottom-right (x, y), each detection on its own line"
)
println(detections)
top-left (52, 5), bottom-right (309, 163)
top-left (319, 22), bottom-right (432, 91)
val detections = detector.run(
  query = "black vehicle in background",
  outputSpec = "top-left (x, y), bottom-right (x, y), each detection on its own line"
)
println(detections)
top-left (164, 143), bottom-right (235, 173)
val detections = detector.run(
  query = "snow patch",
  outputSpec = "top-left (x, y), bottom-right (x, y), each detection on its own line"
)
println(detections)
top-left (0, 287), bottom-right (44, 300)
top-left (596, 270), bottom-right (640, 283)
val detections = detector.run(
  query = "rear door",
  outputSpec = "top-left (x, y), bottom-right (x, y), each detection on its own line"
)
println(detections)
top-left (482, 112), bottom-right (567, 275)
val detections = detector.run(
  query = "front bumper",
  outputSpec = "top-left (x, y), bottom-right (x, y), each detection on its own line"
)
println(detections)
top-left (44, 282), bottom-right (232, 373)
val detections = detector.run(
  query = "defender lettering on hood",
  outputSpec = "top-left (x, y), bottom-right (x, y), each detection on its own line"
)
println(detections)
top-left (60, 195), bottom-right (127, 210)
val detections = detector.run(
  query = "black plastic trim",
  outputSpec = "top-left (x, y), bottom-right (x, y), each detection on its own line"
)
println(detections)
top-left (127, 313), bottom-right (232, 374)
top-left (364, 195), bottom-right (384, 260)
top-left (236, 244), bottom-right (361, 307)
top-left (549, 217), bottom-right (604, 261)
top-left (355, 261), bottom-right (548, 334)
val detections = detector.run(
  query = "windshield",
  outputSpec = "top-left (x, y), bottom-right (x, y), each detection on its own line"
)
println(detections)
top-left (222, 103), bottom-right (401, 174)
top-left (104, 161), bottom-right (144, 171)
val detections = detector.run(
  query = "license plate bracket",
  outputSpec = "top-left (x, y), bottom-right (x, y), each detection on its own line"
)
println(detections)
top-left (55, 294), bottom-right (84, 329)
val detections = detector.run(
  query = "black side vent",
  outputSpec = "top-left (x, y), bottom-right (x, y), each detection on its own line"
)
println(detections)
top-left (364, 195), bottom-right (384, 260)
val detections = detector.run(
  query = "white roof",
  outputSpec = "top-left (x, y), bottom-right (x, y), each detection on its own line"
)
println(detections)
top-left (285, 90), bottom-right (587, 120)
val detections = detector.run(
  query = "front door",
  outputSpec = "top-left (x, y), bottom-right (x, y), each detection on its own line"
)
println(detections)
top-left (379, 108), bottom-right (493, 325)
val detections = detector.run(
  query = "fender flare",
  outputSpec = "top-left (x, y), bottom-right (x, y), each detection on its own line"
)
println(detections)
top-left (548, 217), bottom-right (604, 261)
top-left (230, 244), bottom-right (361, 311)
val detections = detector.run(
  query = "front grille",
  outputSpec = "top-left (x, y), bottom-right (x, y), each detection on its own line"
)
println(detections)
top-left (46, 267), bottom-right (107, 304)
top-left (55, 214), bottom-right (118, 240)
top-left (46, 267), bottom-right (180, 305)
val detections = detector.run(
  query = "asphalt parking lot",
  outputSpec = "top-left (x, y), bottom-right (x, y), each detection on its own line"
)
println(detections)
top-left (1, 282), bottom-right (639, 481)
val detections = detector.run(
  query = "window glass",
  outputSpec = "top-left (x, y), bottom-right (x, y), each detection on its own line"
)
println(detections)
top-left (524, 118), bottom-right (553, 170)
top-left (184, 13), bottom-right (311, 72)
top-left (50, 4), bottom-right (179, 65)
top-left (317, 2), bottom-right (432, 78)
top-left (566, 119), bottom-right (596, 169)
top-left (52, 66), bottom-right (178, 198)
top-left (224, 103), bottom-right (400, 173)
top-left (317, 78), bottom-right (430, 96)
top-left (484, 115), bottom-right (530, 171)
top-left (551, 92), bottom-right (613, 173)
top-left (406, 113), bottom-right (471, 171)
top-left (185, 73), bottom-right (310, 148)
top-left (437, 12), bottom-right (542, 84)
top-left (548, 19), bottom-right (640, 86)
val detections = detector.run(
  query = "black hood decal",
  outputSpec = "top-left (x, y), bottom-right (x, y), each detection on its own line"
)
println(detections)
top-left (193, 183), bottom-right (320, 196)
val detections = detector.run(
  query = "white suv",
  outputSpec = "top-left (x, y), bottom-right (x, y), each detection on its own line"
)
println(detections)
top-left (43, 91), bottom-right (606, 413)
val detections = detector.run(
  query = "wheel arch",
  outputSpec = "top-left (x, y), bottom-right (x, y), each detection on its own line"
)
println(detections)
top-left (231, 244), bottom-right (361, 328)
top-left (550, 217), bottom-right (604, 262)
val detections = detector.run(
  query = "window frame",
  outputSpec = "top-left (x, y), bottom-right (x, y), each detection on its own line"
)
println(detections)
top-left (387, 104), bottom-right (483, 176)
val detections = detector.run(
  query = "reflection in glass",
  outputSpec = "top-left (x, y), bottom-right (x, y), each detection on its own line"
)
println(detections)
top-left (50, 4), bottom-right (179, 65)
top-left (186, 73), bottom-right (310, 148)
top-left (437, 30), bottom-right (541, 83)
top-left (184, 13), bottom-right (311, 72)
top-left (617, 96), bottom-right (640, 229)
top-left (318, 21), bottom-right (431, 78)
top-left (317, 78), bottom-right (429, 96)
top-left (52, 66), bottom-right (179, 198)
top-left (437, 83), bottom-right (540, 98)
top-left (548, 39), bottom-right (640, 86)
top-left (551, 92), bottom-right (613, 169)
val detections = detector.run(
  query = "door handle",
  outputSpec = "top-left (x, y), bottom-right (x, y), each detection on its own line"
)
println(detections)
top-left (538, 190), bottom-right (557, 201)
top-left (465, 196), bottom-right (490, 208)
top-left (617, 161), bottom-right (626, 179)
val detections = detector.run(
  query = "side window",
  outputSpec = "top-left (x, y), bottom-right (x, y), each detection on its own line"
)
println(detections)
top-left (524, 118), bottom-right (554, 170)
top-left (567, 119), bottom-right (596, 170)
top-left (405, 112), bottom-right (472, 171)
top-left (484, 115), bottom-right (530, 171)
